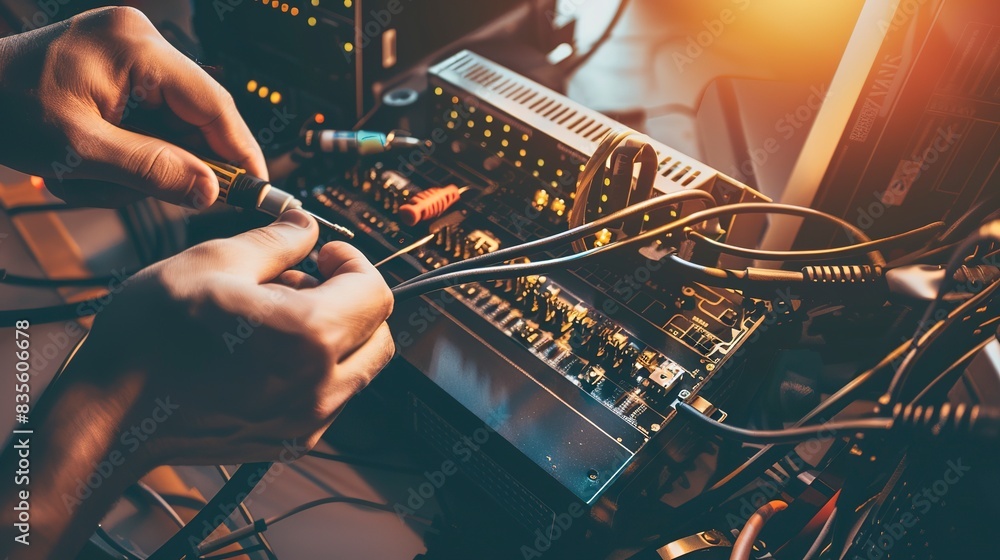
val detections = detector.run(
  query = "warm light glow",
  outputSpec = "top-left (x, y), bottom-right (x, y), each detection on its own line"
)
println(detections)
top-left (270, 91), bottom-right (282, 104)
top-left (344, 0), bottom-right (353, 6)
top-left (344, 42), bottom-right (354, 52)
top-left (258, 86), bottom-right (270, 98)
top-left (314, 113), bottom-right (325, 124)
top-left (311, 0), bottom-right (320, 5)
top-left (290, 7), bottom-right (299, 15)
top-left (537, 159), bottom-right (545, 167)
top-left (503, 124), bottom-right (511, 133)
top-left (307, 16), bottom-right (317, 26)
top-left (434, 87), bottom-right (443, 96)
top-left (246, 80), bottom-right (258, 92)
top-left (281, 3), bottom-right (289, 12)
top-left (29, 176), bottom-right (45, 189)
top-left (484, 130), bottom-right (492, 137)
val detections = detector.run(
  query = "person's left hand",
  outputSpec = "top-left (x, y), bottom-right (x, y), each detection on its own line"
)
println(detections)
top-left (0, 6), bottom-right (266, 208)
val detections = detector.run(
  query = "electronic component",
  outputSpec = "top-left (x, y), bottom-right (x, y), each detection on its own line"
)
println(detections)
top-left (398, 185), bottom-right (468, 226)
top-left (299, 51), bottom-right (769, 549)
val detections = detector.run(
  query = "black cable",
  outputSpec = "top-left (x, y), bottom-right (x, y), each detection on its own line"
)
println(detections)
top-left (395, 200), bottom-right (875, 296)
top-left (802, 508), bottom-right (837, 560)
top-left (883, 221), bottom-right (1000, 405)
top-left (129, 482), bottom-right (185, 528)
top-left (0, 297), bottom-right (103, 328)
top-left (561, 0), bottom-right (631, 74)
top-left (687, 221), bottom-right (944, 262)
top-left (393, 188), bottom-right (715, 290)
top-left (215, 465), bottom-right (276, 560)
top-left (305, 450), bottom-right (422, 475)
top-left (196, 497), bottom-right (433, 556)
top-left (2, 202), bottom-right (75, 217)
top-left (148, 462), bottom-right (272, 560)
top-left (907, 336), bottom-right (995, 406)
top-left (675, 402), bottom-right (892, 445)
top-left (0, 270), bottom-right (124, 288)
top-left (392, 246), bottom-right (603, 300)
top-left (95, 526), bottom-right (144, 560)
top-left (199, 545), bottom-right (266, 560)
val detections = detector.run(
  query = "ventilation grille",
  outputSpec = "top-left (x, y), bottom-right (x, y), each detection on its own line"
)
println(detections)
top-left (431, 51), bottom-right (717, 189)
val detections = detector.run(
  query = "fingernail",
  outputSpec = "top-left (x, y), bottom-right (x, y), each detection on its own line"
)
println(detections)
top-left (275, 209), bottom-right (313, 229)
top-left (185, 175), bottom-right (218, 210)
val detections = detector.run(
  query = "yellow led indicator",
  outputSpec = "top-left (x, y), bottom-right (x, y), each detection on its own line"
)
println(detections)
top-left (519, 149), bottom-right (527, 157)
top-left (643, 214), bottom-right (650, 222)
top-left (604, 178), bottom-right (611, 186)
top-left (311, 0), bottom-right (319, 5)
top-left (258, 86), bottom-right (269, 98)
top-left (522, 134), bottom-right (529, 141)
top-left (537, 159), bottom-right (545, 167)
top-left (469, 106), bottom-right (476, 113)
top-left (307, 16), bottom-right (317, 26)
top-left (434, 87), bottom-right (443, 96)
top-left (551, 181), bottom-right (559, 188)
top-left (503, 124), bottom-right (511, 133)
top-left (501, 139), bottom-right (509, 147)
top-left (446, 122), bottom-right (455, 129)
top-left (270, 91), bottom-right (282, 104)
top-left (601, 194), bottom-right (608, 202)
top-left (344, 0), bottom-right (353, 6)
top-left (497, 150), bottom-right (505, 157)
top-left (344, 42), bottom-right (354, 52)
top-left (532, 170), bottom-right (540, 177)
top-left (484, 130), bottom-right (492, 137)
top-left (246, 80), bottom-right (258, 93)
top-left (555, 169), bottom-right (563, 176)
top-left (485, 115), bottom-right (494, 123)
top-left (515, 161), bottom-right (522, 167)
top-left (467, 120), bottom-right (475, 128)
top-left (449, 111), bottom-right (458, 119)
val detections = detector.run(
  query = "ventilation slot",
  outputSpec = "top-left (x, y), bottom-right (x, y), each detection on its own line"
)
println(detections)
top-left (519, 91), bottom-right (539, 105)
top-left (573, 117), bottom-right (596, 134)
top-left (449, 54), bottom-right (474, 72)
top-left (671, 166), bottom-right (692, 182)
top-left (460, 63), bottom-right (483, 78)
top-left (588, 125), bottom-right (611, 141)
top-left (480, 72), bottom-right (503, 88)
top-left (662, 161), bottom-right (682, 177)
top-left (530, 96), bottom-right (551, 111)
top-left (681, 170), bottom-right (701, 186)
top-left (581, 121), bottom-right (603, 138)
top-left (506, 85), bottom-right (527, 100)
top-left (493, 78), bottom-right (514, 94)
top-left (557, 110), bottom-right (579, 125)
top-left (548, 105), bottom-right (571, 122)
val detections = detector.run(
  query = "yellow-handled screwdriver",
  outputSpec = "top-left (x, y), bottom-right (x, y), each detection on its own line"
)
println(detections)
top-left (202, 159), bottom-right (354, 240)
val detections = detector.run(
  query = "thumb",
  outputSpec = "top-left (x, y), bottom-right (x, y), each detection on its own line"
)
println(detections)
top-left (205, 209), bottom-right (319, 283)
top-left (80, 120), bottom-right (219, 209)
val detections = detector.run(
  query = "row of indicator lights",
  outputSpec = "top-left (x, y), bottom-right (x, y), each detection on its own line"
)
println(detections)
top-left (246, 80), bottom-right (283, 104)
top-left (435, 87), bottom-right (589, 190)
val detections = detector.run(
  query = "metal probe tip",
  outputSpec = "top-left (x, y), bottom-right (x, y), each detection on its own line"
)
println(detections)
top-left (305, 210), bottom-right (355, 240)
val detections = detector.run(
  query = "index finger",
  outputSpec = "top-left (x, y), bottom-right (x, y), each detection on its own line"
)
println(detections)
top-left (142, 39), bottom-right (268, 178)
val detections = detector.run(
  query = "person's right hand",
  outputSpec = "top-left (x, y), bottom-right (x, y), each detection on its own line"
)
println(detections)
top-left (61, 209), bottom-right (395, 466)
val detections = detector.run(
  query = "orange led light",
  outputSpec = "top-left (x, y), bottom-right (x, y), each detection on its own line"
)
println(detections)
top-left (314, 113), bottom-right (326, 124)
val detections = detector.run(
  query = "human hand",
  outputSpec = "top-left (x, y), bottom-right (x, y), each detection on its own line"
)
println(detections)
top-left (65, 209), bottom-right (395, 466)
top-left (0, 6), bottom-right (265, 208)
